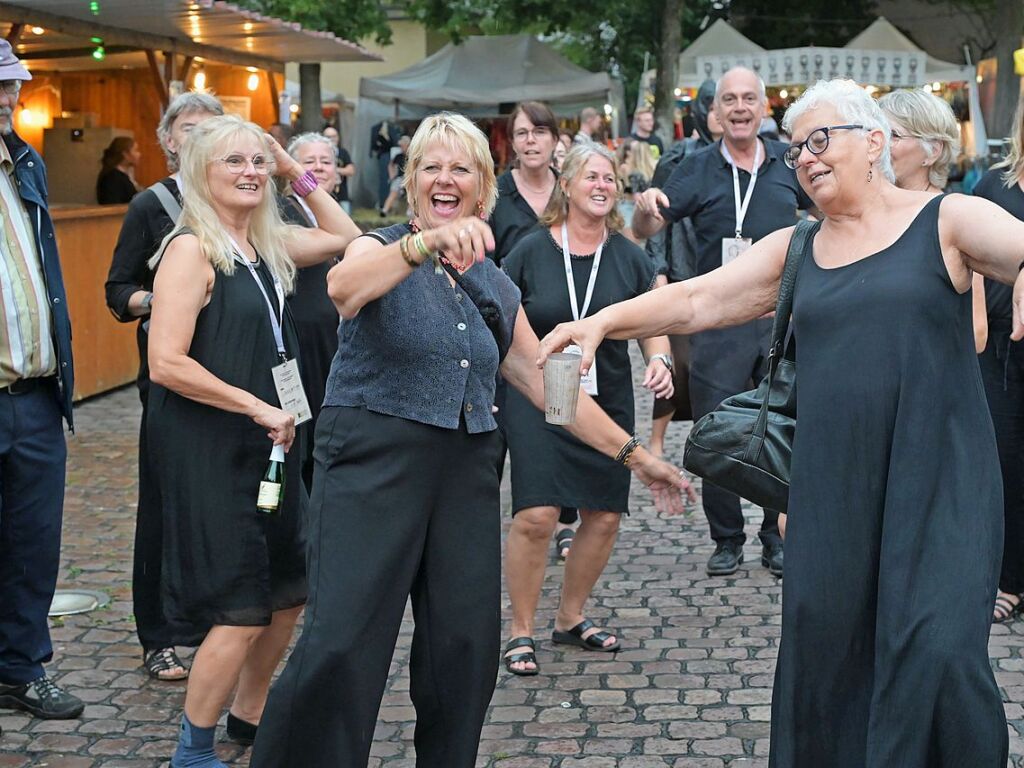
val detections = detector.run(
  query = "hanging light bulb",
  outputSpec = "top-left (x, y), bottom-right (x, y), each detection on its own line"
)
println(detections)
top-left (247, 73), bottom-right (259, 91)
top-left (194, 67), bottom-right (207, 91)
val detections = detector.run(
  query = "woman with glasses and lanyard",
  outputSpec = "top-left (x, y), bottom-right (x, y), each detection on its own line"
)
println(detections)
top-left (542, 79), bottom-right (1024, 767)
top-left (146, 115), bottom-right (357, 768)
top-left (502, 142), bottom-right (675, 675)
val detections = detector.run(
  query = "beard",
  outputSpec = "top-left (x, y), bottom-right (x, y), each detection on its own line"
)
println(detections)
top-left (0, 107), bottom-right (12, 135)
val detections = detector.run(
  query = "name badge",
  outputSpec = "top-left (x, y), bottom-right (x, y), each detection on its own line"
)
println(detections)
top-left (721, 237), bottom-right (753, 266)
top-left (272, 358), bottom-right (312, 425)
top-left (565, 344), bottom-right (598, 396)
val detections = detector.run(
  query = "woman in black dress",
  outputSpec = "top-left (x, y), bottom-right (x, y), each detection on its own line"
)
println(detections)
top-left (146, 114), bottom-right (358, 768)
top-left (96, 136), bottom-right (140, 204)
top-left (280, 132), bottom-right (360, 491)
top-left (972, 93), bottom-right (1024, 622)
top-left (540, 78), bottom-right (1024, 767)
top-left (502, 142), bottom-right (675, 675)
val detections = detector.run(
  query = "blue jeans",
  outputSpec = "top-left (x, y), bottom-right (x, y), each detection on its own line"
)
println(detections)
top-left (0, 380), bottom-right (67, 684)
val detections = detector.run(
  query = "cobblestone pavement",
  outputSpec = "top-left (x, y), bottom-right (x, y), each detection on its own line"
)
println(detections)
top-left (3, 352), bottom-right (1024, 767)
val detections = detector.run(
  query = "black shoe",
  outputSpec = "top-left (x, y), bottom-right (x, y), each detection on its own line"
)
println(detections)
top-left (0, 676), bottom-right (84, 719)
top-left (762, 542), bottom-right (784, 577)
top-left (706, 541), bottom-right (744, 576)
top-left (226, 712), bottom-right (258, 745)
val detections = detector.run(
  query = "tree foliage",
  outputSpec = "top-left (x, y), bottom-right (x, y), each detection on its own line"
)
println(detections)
top-left (730, 0), bottom-right (878, 49)
top-left (236, 0), bottom-right (393, 46)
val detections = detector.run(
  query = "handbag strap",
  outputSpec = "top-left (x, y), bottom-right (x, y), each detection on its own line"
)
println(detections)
top-left (766, 218), bottom-right (820, 374)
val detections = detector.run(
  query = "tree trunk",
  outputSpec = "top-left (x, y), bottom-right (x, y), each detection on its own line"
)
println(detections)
top-left (990, 0), bottom-right (1022, 141)
top-left (298, 62), bottom-right (322, 133)
top-left (654, 0), bottom-right (683, 150)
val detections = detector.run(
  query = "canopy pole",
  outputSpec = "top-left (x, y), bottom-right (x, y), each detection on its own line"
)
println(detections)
top-left (394, 99), bottom-right (400, 122)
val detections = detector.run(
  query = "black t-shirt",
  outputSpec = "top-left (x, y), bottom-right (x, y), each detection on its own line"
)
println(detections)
top-left (97, 168), bottom-right (138, 205)
top-left (335, 146), bottom-right (353, 202)
top-left (973, 168), bottom-right (1024, 323)
top-left (630, 132), bottom-right (664, 156)
top-left (487, 169), bottom-right (556, 266)
top-left (661, 138), bottom-right (814, 276)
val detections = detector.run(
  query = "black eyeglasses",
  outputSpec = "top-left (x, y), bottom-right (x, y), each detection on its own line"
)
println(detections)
top-left (783, 124), bottom-right (865, 169)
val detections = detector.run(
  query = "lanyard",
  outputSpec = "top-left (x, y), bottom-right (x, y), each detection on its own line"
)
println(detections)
top-left (560, 221), bottom-right (605, 321)
top-left (295, 196), bottom-right (319, 228)
top-left (228, 235), bottom-right (287, 362)
top-left (720, 140), bottom-right (762, 239)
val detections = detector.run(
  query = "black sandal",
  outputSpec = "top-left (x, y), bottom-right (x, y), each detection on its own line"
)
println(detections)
top-left (993, 593), bottom-right (1023, 623)
top-left (554, 528), bottom-right (574, 561)
top-left (503, 636), bottom-right (539, 676)
top-left (552, 619), bottom-right (620, 652)
top-left (143, 647), bottom-right (189, 681)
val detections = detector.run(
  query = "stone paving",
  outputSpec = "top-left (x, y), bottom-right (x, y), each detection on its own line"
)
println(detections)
top-left (3, 356), bottom-right (1024, 767)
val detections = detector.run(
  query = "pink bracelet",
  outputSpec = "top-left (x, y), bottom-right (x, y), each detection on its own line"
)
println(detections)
top-left (290, 170), bottom-right (318, 198)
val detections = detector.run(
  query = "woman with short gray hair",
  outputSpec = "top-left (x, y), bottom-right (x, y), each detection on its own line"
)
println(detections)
top-left (540, 78), bottom-right (1024, 766)
top-left (880, 88), bottom-right (960, 192)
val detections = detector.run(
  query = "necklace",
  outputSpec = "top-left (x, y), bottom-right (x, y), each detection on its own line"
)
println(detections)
top-left (409, 219), bottom-right (469, 274)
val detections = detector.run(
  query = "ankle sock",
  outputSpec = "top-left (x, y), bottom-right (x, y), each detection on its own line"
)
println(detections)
top-left (171, 714), bottom-right (226, 768)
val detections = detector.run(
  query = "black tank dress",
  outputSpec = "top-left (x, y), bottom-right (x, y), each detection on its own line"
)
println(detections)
top-left (147, 240), bottom-right (307, 637)
top-left (769, 195), bottom-right (1007, 766)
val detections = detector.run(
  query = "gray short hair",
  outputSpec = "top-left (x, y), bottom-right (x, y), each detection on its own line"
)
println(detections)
top-left (156, 91), bottom-right (224, 170)
top-left (879, 89), bottom-right (960, 189)
top-left (286, 132), bottom-right (333, 160)
top-left (782, 79), bottom-right (894, 182)
top-left (714, 67), bottom-right (766, 102)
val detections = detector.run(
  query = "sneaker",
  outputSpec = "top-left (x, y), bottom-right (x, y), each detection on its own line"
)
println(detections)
top-left (706, 541), bottom-right (744, 576)
top-left (762, 541), bottom-right (784, 577)
top-left (0, 676), bottom-right (84, 719)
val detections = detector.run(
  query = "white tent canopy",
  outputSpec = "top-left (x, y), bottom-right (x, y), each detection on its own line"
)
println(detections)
top-left (845, 17), bottom-right (973, 84)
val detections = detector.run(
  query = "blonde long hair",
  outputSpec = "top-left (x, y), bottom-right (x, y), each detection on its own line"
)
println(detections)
top-left (994, 92), bottom-right (1024, 188)
top-left (152, 114), bottom-right (297, 292)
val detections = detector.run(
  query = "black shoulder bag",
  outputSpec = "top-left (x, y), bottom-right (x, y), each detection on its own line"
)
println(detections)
top-left (682, 219), bottom-right (820, 513)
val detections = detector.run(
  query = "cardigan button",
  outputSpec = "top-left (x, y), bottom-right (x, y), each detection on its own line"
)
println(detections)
top-left (459, 359), bottom-right (469, 369)
top-left (465, 403), bottom-right (474, 413)
top-left (456, 322), bottom-right (467, 331)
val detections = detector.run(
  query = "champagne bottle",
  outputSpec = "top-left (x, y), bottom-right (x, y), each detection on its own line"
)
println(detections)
top-left (257, 444), bottom-right (286, 515)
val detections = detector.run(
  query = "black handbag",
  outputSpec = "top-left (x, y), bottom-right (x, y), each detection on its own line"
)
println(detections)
top-left (682, 219), bottom-right (820, 513)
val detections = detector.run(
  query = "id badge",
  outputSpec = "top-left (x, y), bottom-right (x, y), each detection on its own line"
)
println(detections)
top-left (721, 237), bottom-right (753, 266)
top-left (564, 344), bottom-right (598, 396)
top-left (272, 358), bottom-right (312, 425)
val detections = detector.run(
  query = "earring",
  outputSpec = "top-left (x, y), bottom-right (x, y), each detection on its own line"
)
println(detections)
top-left (867, 167), bottom-right (873, 183)
top-left (476, 200), bottom-right (486, 219)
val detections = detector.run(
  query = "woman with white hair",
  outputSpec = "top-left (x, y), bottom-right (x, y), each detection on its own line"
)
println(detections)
top-left (539, 78), bottom-right (1024, 767)
top-left (146, 114), bottom-right (358, 767)
top-left (879, 87), bottom-right (960, 193)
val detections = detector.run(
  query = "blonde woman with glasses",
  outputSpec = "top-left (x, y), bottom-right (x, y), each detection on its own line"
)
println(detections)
top-left (146, 114), bottom-right (358, 767)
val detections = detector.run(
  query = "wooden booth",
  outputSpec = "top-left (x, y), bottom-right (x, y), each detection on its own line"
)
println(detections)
top-left (2, 0), bottom-right (379, 400)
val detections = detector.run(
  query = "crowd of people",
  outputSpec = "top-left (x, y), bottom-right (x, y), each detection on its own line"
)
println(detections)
top-left (2, 28), bottom-right (1024, 767)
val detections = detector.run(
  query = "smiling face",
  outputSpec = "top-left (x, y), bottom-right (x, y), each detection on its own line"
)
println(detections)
top-left (413, 139), bottom-right (481, 228)
top-left (789, 105), bottom-right (880, 207)
top-left (714, 69), bottom-right (766, 147)
top-left (565, 154), bottom-right (617, 223)
top-left (511, 111), bottom-right (557, 172)
top-left (885, 117), bottom-right (932, 190)
top-left (207, 131), bottom-right (269, 211)
top-left (294, 140), bottom-right (338, 192)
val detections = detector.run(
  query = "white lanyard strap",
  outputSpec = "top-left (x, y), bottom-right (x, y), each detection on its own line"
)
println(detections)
top-left (720, 140), bottom-right (762, 238)
top-left (228, 235), bottom-right (287, 361)
top-left (295, 196), bottom-right (319, 228)
top-left (560, 221), bottom-right (605, 321)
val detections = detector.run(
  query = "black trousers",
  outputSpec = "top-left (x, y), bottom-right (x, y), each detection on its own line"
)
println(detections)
top-left (979, 323), bottom-right (1024, 595)
top-left (252, 407), bottom-right (502, 768)
top-left (689, 322), bottom-right (781, 547)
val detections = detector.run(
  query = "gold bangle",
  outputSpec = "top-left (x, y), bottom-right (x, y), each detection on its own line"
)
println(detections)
top-left (398, 234), bottom-right (420, 268)
top-left (412, 232), bottom-right (432, 259)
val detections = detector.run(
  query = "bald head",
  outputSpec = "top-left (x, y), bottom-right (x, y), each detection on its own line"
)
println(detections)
top-left (714, 67), bottom-right (766, 104)
top-left (713, 67), bottom-right (767, 148)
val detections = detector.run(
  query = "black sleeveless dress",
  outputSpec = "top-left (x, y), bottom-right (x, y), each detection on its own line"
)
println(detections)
top-left (147, 241), bottom-right (307, 638)
top-left (769, 195), bottom-right (1007, 767)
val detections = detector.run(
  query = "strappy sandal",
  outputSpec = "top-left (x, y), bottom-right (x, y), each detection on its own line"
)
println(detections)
top-left (552, 618), bottom-right (620, 652)
top-left (993, 593), bottom-right (1023, 623)
top-left (503, 636), bottom-right (539, 676)
top-left (554, 528), bottom-right (574, 561)
top-left (143, 647), bottom-right (189, 681)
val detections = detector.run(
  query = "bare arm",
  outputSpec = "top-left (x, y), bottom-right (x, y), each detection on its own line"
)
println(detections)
top-left (148, 235), bottom-right (296, 448)
top-left (972, 272), bottom-right (988, 354)
top-left (500, 307), bottom-right (693, 514)
top-left (328, 218), bottom-right (494, 319)
top-left (338, 161), bottom-right (356, 178)
top-left (940, 194), bottom-right (1024, 339)
top-left (537, 226), bottom-right (792, 374)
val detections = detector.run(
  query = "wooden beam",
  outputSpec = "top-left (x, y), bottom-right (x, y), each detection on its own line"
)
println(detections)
top-left (178, 55), bottom-right (195, 84)
top-left (163, 51), bottom-right (174, 89)
top-left (6, 22), bottom-right (22, 44)
top-left (144, 49), bottom-right (168, 109)
top-left (266, 70), bottom-right (280, 124)
top-left (20, 45), bottom-right (134, 60)
top-left (0, 3), bottom-right (285, 73)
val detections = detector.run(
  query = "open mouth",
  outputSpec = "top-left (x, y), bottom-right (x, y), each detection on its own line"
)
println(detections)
top-left (431, 192), bottom-right (461, 215)
top-left (236, 182), bottom-right (259, 191)
top-left (809, 170), bottom-right (831, 184)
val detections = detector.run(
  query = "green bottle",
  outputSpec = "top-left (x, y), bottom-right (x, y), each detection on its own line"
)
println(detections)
top-left (257, 443), bottom-right (286, 515)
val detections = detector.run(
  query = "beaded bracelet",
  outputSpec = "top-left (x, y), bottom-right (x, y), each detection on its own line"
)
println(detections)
top-left (615, 435), bottom-right (641, 466)
top-left (398, 234), bottom-right (421, 268)
top-left (290, 170), bottom-right (318, 198)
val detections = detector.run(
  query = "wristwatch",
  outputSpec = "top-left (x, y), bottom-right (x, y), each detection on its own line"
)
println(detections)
top-left (141, 292), bottom-right (154, 312)
top-left (650, 353), bottom-right (673, 374)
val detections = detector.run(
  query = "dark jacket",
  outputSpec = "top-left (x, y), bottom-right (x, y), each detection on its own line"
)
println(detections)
top-left (4, 131), bottom-right (74, 429)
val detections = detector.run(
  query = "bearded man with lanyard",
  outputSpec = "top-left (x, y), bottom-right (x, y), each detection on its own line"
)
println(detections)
top-left (633, 66), bottom-right (815, 579)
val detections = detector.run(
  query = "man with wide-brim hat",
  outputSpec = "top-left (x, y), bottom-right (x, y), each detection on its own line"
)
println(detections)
top-left (0, 39), bottom-right (82, 720)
